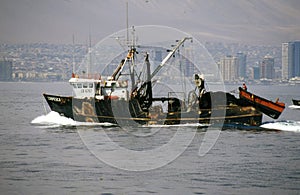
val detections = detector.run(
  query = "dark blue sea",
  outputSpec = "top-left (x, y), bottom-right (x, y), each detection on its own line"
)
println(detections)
top-left (0, 82), bottom-right (299, 194)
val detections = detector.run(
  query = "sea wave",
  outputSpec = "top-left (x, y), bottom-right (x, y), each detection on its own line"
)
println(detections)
top-left (143, 123), bottom-right (210, 128)
top-left (260, 120), bottom-right (300, 132)
top-left (31, 111), bottom-right (115, 127)
top-left (288, 105), bottom-right (300, 110)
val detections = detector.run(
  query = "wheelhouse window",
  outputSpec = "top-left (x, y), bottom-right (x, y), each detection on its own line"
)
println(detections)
top-left (83, 83), bottom-right (88, 88)
top-left (72, 83), bottom-right (77, 88)
top-left (77, 83), bottom-right (82, 88)
top-left (89, 83), bottom-right (94, 88)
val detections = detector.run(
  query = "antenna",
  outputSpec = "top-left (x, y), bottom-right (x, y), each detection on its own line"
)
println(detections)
top-left (131, 26), bottom-right (136, 48)
top-left (126, 1), bottom-right (129, 45)
top-left (72, 34), bottom-right (75, 74)
top-left (88, 30), bottom-right (92, 76)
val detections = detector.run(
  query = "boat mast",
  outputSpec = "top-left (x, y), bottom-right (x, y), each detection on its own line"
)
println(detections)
top-left (87, 30), bottom-right (92, 76)
top-left (145, 53), bottom-right (153, 106)
top-left (132, 53), bottom-right (153, 111)
top-left (128, 47), bottom-right (136, 91)
top-left (72, 34), bottom-right (75, 75)
top-left (126, 1), bottom-right (136, 91)
top-left (126, 1), bottom-right (129, 45)
top-left (110, 1), bottom-right (136, 84)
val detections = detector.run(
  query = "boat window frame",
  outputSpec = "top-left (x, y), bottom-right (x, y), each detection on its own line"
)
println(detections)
top-left (72, 83), bottom-right (77, 88)
top-left (89, 83), bottom-right (94, 88)
top-left (77, 83), bottom-right (82, 88)
top-left (83, 83), bottom-right (88, 88)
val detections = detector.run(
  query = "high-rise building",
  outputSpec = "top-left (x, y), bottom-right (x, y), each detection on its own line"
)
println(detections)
top-left (183, 47), bottom-right (194, 77)
top-left (282, 42), bottom-right (292, 80)
top-left (252, 66), bottom-right (260, 80)
top-left (154, 50), bottom-right (162, 62)
top-left (294, 41), bottom-right (300, 77)
top-left (236, 52), bottom-right (247, 79)
top-left (218, 55), bottom-right (238, 82)
top-left (282, 41), bottom-right (300, 80)
top-left (260, 55), bottom-right (274, 79)
top-left (0, 60), bottom-right (12, 81)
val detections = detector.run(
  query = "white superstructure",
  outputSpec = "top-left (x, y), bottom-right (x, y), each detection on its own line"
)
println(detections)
top-left (69, 76), bottom-right (129, 100)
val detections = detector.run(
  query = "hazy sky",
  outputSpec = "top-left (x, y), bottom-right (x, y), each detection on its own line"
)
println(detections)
top-left (0, 0), bottom-right (299, 45)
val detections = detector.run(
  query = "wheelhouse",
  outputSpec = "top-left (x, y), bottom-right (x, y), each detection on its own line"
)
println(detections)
top-left (69, 77), bottom-right (129, 101)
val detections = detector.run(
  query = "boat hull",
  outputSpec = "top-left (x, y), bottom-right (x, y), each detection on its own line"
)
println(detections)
top-left (292, 99), bottom-right (300, 106)
top-left (239, 87), bottom-right (285, 119)
top-left (43, 93), bottom-right (148, 125)
top-left (43, 93), bottom-right (262, 127)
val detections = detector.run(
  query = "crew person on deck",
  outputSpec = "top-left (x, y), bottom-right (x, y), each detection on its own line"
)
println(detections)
top-left (195, 74), bottom-right (205, 96)
top-left (187, 74), bottom-right (206, 112)
top-left (242, 83), bottom-right (247, 91)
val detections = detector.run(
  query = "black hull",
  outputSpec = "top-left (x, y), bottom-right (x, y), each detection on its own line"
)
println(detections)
top-left (43, 93), bottom-right (262, 127)
top-left (43, 93), bottom-right (148, 125)
top-left (292, 99), bottom-right (300, 106)
top-left (43, 94), bottom-right (73, 119)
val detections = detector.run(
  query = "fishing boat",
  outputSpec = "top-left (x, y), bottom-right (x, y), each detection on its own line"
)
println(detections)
top-left (43, 31), bottom-right (285, 127)
top-left (292, 99), bottom-right (300, 106)
top-left (289, 99), bottom-right (300, 110)
top-left (239, 87), bottom-right (285, 119)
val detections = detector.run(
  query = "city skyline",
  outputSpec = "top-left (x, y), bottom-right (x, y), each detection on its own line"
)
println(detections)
top-left (1, 39), bottom-right (299, 83)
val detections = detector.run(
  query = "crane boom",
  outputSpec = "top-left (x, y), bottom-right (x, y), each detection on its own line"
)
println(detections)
top-left (150, 37), bottom-right (192, 79)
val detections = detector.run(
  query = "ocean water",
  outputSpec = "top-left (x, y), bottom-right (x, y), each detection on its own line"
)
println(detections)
top-left (0, 82), bottom-right (299, 194)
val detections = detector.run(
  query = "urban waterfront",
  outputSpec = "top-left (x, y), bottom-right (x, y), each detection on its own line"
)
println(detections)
top-left (0, 41), bottom-right (286, 83)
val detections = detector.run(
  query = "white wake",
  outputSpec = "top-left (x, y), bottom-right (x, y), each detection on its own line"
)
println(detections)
top-left (31, 111), bottom-right (114, 127)
top-left (260, 121), bottom-right (300, 132)
top-left (289, 105), bottom-right (300, 110)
